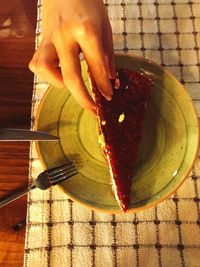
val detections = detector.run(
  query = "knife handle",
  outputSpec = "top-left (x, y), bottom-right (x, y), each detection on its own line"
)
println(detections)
top-left (0, 184), bottom-right (36, 208)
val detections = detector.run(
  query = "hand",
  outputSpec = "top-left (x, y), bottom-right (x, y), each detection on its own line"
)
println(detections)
top-left (29, 0), bottom-right (116, 112)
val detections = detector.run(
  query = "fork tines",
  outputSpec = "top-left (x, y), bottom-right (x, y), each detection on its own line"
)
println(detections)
top-left (47, 161), bottom-right (78, 185)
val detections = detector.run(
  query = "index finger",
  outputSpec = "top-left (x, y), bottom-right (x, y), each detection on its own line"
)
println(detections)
top-left (78, 24), bottom-right (113, 101)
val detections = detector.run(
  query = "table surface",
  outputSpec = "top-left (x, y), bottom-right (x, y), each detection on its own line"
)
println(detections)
top-left (0, 1), bottom-right (37, 266)
top-left (1, 1), bottom-right (200, 266)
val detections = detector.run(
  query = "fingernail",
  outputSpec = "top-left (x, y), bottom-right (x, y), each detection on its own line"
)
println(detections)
top-left (105, 92), bottom-right (113, 101)
top-left (105, 80), bottom-right (114, 101)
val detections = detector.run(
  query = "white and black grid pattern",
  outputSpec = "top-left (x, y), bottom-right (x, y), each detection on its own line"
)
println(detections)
top-left (24, 1), bottom-right (200, 267)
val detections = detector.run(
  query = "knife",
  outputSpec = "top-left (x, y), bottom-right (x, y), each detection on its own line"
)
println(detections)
top-left (0, 128), bottom-right (59, 141)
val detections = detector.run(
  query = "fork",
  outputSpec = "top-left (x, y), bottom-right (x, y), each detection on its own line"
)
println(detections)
top-left (0, 161), bottom-right (78, 208)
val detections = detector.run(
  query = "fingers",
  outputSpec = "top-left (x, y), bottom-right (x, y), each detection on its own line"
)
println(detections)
top-left (29, 38), bottom-right (96, 112)
top-left (53, 37), bottom-right (96, 112)
top-left (29, 18), bottom-right (116, 112)
top-left (102, 19), bottom-right (116, 79)
top-left (78, 22), bottom-right (113, 101)
top-left (29, 43), bottom-right (64, 88)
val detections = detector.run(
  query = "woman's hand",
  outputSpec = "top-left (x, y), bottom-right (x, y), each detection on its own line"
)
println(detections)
top-left (29, 0), bottom-right (116, 112)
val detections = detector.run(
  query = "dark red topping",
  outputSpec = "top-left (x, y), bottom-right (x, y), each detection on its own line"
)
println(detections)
top-left (90, 68), bottom-right (152, 211)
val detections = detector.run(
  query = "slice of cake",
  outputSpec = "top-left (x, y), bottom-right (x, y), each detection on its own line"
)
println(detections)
top-left (89, 68), bottom-right (152, 211)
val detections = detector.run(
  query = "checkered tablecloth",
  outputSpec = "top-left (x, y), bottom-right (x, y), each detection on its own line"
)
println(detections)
top-left (24, 1), bottom-right (200, 266)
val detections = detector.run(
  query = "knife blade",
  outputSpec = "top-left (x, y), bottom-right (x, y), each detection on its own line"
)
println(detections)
top-left (0, 128), bottom-right (59, 141)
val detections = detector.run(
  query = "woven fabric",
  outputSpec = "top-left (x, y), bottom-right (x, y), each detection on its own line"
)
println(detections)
top-left (24, 1), bottom-right (200, 267)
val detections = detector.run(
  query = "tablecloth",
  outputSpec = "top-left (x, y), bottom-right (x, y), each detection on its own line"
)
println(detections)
top-left (24, 1), bottom-right (200, 266)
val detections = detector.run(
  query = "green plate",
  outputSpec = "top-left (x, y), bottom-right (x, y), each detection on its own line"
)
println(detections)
top-left (35, 54), bottom-right (199, 213)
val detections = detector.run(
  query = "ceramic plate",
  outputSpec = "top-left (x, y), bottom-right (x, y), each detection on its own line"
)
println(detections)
top-left (35, 54), bottom-right (199, 213)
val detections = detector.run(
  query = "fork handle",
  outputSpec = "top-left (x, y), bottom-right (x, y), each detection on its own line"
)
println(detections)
top-left (0, 184), bottom-right (36, 209)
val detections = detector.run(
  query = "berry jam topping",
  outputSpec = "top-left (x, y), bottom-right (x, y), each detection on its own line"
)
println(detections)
top-left (90, 68), bottom-right (152, 211)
